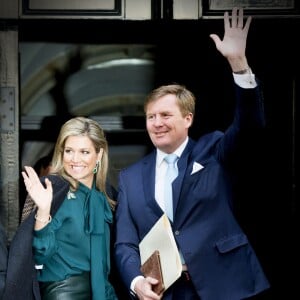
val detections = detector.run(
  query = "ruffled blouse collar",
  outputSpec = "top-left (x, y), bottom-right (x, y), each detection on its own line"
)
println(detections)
top-left (76, 181), bottom-right (113, 235)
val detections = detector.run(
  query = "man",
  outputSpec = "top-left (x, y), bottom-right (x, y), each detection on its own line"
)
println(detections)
top-left (114, 7), bottom-right (270, 300)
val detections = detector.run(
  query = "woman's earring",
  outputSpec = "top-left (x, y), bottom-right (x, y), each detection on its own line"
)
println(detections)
top-left (93, 160), bottom-right (100, 174)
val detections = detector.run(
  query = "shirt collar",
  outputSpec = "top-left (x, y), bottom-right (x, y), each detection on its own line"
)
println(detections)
top-left (156, 137), bottom-right (189, 167)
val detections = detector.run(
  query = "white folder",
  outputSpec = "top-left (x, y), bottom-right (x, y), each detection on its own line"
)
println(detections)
top-left (139, 214), bottom-right (182, 290)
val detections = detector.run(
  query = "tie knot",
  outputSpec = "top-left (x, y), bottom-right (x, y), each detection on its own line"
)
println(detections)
top-left (164, 154), bottom-right (178, 164)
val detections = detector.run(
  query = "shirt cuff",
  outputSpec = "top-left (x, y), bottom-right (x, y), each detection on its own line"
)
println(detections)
top-left (130, 275), bottom-right (144, 293)
top-left (233, 72), bottom-right (257, 89)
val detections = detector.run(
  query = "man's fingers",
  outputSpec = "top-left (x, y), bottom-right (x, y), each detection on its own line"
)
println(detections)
top-left (237, 7), bottom-right (244, 28)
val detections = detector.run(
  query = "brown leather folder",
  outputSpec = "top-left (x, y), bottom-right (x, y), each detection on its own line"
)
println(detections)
top-left (140, 250), bottom-right (165, 294)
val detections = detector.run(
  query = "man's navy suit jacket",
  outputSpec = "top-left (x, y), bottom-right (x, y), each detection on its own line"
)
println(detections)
top-left (114, 84), bottom-right (270, 300)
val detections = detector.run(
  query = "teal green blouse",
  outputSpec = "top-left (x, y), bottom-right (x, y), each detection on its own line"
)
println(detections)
top-left (33, 181), bottom-right (117, 299)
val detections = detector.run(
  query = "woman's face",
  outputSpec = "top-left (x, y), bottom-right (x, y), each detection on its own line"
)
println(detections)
top-left (63, 135), bottom-right (102, 188)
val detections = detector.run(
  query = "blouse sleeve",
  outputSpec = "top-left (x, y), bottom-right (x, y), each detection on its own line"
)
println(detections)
top-left (33, 223), bottom-right (57, 265)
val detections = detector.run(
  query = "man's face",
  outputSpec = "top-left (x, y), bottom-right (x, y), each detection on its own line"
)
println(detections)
top-left (146, 94), bottom-right (193, 153)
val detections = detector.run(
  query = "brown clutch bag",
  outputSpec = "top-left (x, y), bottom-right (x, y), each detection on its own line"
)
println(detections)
top-left (140, 250), bottom-right (165, 294)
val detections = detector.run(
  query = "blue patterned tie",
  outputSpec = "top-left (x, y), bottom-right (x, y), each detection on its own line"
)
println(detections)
top-left (164, 154), bottom-right (178, 221)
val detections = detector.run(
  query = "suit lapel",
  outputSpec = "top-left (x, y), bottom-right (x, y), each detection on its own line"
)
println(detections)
top-left (141, 140), bottom-right (196, 220)
top-left (142, 152), bottom-right (162, 214)
top-left (173, 140), bottom-right (195, 221)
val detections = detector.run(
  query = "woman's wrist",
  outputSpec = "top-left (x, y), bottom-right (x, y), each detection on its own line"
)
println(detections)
top-left (35, 213), bottom-right (52, 225)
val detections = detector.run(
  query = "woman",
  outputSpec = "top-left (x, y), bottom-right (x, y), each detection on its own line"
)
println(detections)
top-left (4, 117), bottom-right (118, 300)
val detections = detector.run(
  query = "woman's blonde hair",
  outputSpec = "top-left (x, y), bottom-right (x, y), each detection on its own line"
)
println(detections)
top-left (51, 116), bottom-right (116, 209)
